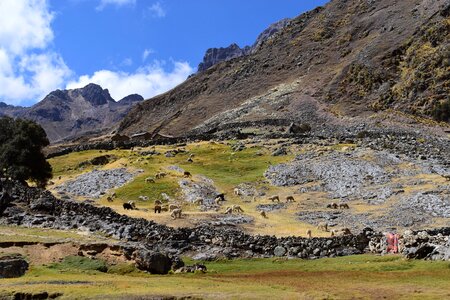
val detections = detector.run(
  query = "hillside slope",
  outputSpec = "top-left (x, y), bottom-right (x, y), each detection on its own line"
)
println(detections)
top-left (118, 0), bottom-right (449, 137)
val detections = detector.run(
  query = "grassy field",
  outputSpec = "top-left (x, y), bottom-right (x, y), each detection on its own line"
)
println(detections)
top-left (0, 255), bottom-right (449, 299)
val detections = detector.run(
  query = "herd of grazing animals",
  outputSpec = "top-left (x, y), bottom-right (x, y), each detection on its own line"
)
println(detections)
top-left (109, 148), bottom-right (355, 238)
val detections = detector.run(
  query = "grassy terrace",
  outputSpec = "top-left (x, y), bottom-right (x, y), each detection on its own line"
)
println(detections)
top-left (0, 255), bottom-right (449, 299)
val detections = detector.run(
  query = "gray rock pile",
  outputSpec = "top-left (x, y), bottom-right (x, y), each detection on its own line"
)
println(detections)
top-left (179, 175), bottom-right (220, 209)
top-left (56, 168), bottom-right (135, 198)
top-left (402, 229), bottom-right (450, 260)
top-left (265, 150), bottom-right (390, 199)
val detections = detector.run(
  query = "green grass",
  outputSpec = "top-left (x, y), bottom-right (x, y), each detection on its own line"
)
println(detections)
top-left (48, 256), bottom-right (108, 273)
top-left (1, 255), bottom-right (449, 299)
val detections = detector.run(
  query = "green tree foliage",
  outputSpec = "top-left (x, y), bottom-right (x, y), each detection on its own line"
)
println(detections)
top-left (0, 116), bottom-right (52, 187)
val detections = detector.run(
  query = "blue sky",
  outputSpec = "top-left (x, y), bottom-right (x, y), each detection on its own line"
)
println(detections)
top-left (0, 0), bottom-right (328, 106)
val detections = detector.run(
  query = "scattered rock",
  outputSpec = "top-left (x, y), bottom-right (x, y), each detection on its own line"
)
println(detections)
top-left (133, 250), bottom-right (175, 275)
top-left (0, 254), bottom-right (29, 278)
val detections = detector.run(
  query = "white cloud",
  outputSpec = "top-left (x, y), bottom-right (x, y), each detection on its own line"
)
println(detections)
top-left (148, 2), bottom-right (166, 18)
top-left (66, 60), bottom-right (193, 101)
top-left (0, 0), bottom-right (71, 105)
top-left (96, 0), bottom-right (136, 11)
top-left (142, 49), bottom-right (154, 62)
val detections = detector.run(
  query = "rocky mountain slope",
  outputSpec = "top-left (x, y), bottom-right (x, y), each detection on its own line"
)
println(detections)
top-left (0, 84), bottom-right (142, 143)
top-left (119, 0), bottom-right (449, 138)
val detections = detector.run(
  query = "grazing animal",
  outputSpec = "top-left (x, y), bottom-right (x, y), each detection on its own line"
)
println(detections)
top-left (231, 205), bottom-right (244, 213)
top-left (214, 197), bottom-right (223, 205)
top-left (286, 196), bottom-right (296, 203)
top-left (183, 171), bottom-right (192, 178)
top-left (233, 188), bottom-right (241, 196)
top-left (336, 228), bottom-right (352, 236)
top-left (260, 211), bottom-right (267, 218)
top-left (326, 203), bottom-right (338, 209)
top-left (187, 157), bottom-right (193, 163)
top-left (307, 229), bottom-right (312, 238)
top-left (317, 222), bottom-right (328, 232)
top-left (216, 193), bottom-right (226, 201)
top-left (193, 198), bottom-right (203, 205)
top-left (268, 195), bottom-right (280, 202)
top-left (145, 177), bottom-right (155, 183)
top-left (224, 207), bottom-right (233, 214)
top-left (169, 204), bottom-right (180, 212)
top-left (444, 175), bottom-right (450, 181)
top-left (154, 199), bottom-right (162, 205)
top-left (127, 201), bottom-right (136, 209)
top-left (331, 230), bottom-right (335, 237)
top-left (107, 196), bottom-right (113, 202)
top-left (123, 203), bottom-right (133, 210)
top-left (339, 203), bottom-right (349, 209)
top-left (111, 192), bottom-right (116, 199)
top-left (171, 208), bottom-right (182, 219)
top-left (155, 172), bottom-right (167, 179)
top-left (154, 205), bottom-right (162, 213)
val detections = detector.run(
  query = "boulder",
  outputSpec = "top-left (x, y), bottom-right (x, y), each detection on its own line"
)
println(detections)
top-left (274, 246), bottom-right (286, 257)
top-left (133, 250), bottom-right (174, 274)
top-left (0, 254), bottom-right (29, 278)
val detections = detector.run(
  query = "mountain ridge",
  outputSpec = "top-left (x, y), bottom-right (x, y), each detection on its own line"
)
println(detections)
top-left (0, 84), bottom-right (143, 143)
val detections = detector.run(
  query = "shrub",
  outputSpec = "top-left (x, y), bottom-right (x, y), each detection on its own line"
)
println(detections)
top-left (0, 117), bottom-right (52, 187)
top-left (432, 100), bottom-right (450, 122)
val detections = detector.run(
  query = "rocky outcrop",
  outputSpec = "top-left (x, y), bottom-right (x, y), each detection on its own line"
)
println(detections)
top-left (198, 43), bottom-right (251, 72)
top-left (0, 254), bottom-right (29, 278)
top-left (197, 19), bottom-right (290, 72)
top-left (134, 250), bottom-right (175, 274)
top-left (402, 229), bottom-right (450, 260)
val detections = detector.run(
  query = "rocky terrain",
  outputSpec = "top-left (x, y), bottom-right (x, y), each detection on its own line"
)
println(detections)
top-left (55, 168), bottom-right (138, 199)
top-left (119, 0), bottom-right (449, 140)
top-left (0, 83), bottom-right (143, 143)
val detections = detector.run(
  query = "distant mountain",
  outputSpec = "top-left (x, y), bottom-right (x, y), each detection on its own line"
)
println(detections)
top-left (119, 0), bottom-right (450, 138)
top-left (0, 84), bottom-right (143, 143)
top-left (197, 18), bottom-right (291, 72)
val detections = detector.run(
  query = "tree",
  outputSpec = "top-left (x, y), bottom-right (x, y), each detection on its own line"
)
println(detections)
top-left (0, 117), bottom-right (52, 187)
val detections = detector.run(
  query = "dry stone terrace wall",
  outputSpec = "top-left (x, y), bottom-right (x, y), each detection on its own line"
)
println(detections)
top-left (1, 179), bottom-right (378, 260)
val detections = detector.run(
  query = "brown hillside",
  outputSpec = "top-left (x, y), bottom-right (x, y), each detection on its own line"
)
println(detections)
top-left (118, 0), bottom-right (449, 137)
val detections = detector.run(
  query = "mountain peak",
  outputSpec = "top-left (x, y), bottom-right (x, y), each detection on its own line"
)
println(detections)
top-left (72, 83), bottom-right (115, 106)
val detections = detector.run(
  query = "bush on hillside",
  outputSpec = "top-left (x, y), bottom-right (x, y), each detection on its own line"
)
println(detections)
top-left (0, 116), bottom-right (52, 187)
top-left (432, 100), bottom-right (450, 122)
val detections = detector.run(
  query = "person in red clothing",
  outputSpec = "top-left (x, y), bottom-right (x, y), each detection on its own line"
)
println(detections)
top-left (386, 232), bottom-right (399, 253)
